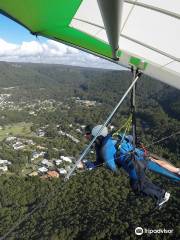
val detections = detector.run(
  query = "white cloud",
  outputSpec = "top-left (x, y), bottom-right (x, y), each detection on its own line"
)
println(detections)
top-left (0, 38), bottom-right (124, 70)
top-left (0, 39), bottom-right (17, 56)
top-left (18, 41), bottom-right (44, 57)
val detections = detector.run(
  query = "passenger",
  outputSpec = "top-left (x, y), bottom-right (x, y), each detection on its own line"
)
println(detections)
top-left (149, 155), bottom-right (180, 175)
top-left (83, 125), bottom-right (171, 208)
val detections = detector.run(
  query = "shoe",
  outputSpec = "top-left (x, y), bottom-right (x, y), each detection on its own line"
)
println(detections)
top-left (158, 192), bottom-right (170, 207)
top-left (176, 168), bottom-right (180, 175)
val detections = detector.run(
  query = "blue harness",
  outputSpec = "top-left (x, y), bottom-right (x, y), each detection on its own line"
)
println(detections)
top-left (102, 135), bottom-right (145, 180)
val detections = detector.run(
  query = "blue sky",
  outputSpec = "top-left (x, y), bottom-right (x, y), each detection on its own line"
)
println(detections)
top-left (0, 15), bottom-right (38, 44)
top-left (0, 14), bottom-right (123, 70)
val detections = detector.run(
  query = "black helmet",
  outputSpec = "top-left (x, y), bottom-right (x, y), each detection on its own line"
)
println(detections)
top-left (84, 124), bottom-right (93, 135)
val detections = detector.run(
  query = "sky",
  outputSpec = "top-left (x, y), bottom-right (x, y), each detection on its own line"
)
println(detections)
top-left (0, 15), bottom-right (123, 70)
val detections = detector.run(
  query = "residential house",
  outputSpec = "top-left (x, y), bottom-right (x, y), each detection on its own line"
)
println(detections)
top-left (31, 151), bottom-right (46, 161)
top-left (76, 128), bottom-right (82, 133)
top-left (41, 159), bottom-right (54, 168)
top-left (60, 156), bottom-right (72, 163)
top-left (37, 129), bottom-right (45, 137)
top-left (38, 167), bottom-right (48, 174)
top-left (58, 168), bottom-right (67, 175)
top-left (47, 171), bottom-right (59, 178)
top-left (0, 160), bottom-right (11, 165)
top-left (6, 136), bottom-right (17, 142)
top-left (54, 159), bottom-right (63, 166)
top-left (28, 171), bottom-right (38, 176)
top-left (12, 141), bottom-right (25, 150)
top-left (0, 166), bottom-right (8, 172)
top-left (24, 139), bottom-right (35, 145)
top-left (36, 145), bottom-right (46, 150)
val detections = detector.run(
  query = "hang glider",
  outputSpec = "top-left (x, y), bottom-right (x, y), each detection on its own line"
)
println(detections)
top-left (0, 0), bottom-right (180, 89)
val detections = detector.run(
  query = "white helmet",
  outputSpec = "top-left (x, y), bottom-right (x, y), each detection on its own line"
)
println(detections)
top-left (91, 125), bottom-right (108, 137)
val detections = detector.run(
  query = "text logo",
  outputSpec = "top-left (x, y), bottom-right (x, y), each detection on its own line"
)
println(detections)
top-left (135, 227), bottom-right (143, 235)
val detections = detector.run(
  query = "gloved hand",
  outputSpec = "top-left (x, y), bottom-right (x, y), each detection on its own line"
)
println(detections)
top-left (85, 161), bottom-right (96, 170)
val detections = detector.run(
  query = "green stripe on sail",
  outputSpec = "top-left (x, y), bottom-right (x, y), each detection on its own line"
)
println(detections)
top-left (129, 56), bottom-right (148, 70)
top-left (117, 50), bottom-right (122, 58)
top-left (42, 27), bottom-right (113, 58)
top-left (0, 0), bottom-right (82, 31)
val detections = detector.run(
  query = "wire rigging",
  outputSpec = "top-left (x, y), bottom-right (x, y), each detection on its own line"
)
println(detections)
top-left (147, 130), bottom-right (180, 148)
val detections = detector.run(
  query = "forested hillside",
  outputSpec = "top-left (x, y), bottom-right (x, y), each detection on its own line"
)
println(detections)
top-left (0, 61), bottom-right (179, 240)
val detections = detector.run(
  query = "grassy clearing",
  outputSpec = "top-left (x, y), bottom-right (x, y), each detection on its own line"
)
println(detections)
top-left (0, 122), bottom-right (33, 141)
